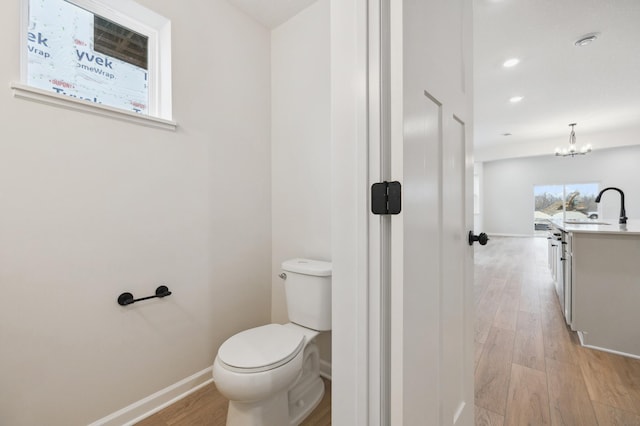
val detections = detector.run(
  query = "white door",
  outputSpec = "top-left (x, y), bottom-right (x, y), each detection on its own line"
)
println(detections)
top-left (389, 0), bottom-right (474, 424)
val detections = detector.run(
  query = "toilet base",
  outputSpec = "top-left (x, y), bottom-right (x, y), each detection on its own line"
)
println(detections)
top-left (288, 341), bottom-right (325, 425)
top-left (226, 392), bottom-right (289, 426)
top-left (288, 376), bottom-right (324, 425)
top-left (224, 374), bottom-right (324, 426)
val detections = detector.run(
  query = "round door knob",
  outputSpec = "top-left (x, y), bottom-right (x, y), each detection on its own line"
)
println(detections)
top-left (468, 231), bottom-right (489, 246)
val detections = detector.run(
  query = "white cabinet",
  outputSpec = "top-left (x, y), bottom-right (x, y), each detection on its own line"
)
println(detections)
top-left (564, 232), bottom-right (572, 326)
top-left (571, 232), bottom-right (640, 358)
top-left (547, 219), bottom-right (640, 358)
top-left (547, 226), bottom-right (570, 325)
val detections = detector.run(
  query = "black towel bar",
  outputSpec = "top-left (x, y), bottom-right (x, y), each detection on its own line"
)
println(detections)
top-left (118, 285), bottom-right (172, 306)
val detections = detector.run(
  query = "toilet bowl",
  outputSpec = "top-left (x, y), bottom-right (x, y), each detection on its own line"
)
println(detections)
top-left (212, 258), bottom-right (331, 426)
top-left (212, 323), bottom-right (324, 426)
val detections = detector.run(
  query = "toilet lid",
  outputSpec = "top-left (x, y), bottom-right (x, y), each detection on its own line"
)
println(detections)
top-left (218, 324), bottom-right (305, 373)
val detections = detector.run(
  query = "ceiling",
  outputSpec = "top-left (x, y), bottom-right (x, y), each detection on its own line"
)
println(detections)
top-left (227, 0), bottom-right (317, 29)
top-left (228, 0), bottom-right (640, 162)
top-left (474, 0), bottom-right (640, 161)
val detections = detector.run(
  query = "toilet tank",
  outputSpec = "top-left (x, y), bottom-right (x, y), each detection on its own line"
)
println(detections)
top-left (281, 258), bottom-right (332, 331)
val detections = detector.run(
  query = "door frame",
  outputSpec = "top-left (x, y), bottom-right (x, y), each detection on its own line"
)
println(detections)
top-left (330, 0), bottom-right (388, 424)
top-left (331, 0), bottom-right (473, 424)
top-left (368, 0), bottom-right (392, 424)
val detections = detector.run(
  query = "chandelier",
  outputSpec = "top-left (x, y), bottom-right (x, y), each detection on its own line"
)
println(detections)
top-left (555, 123), bottom-right (592, 157)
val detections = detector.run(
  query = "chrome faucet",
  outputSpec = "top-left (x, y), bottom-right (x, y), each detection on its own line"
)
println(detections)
top-left (595, 187), bottom-right (627, 224)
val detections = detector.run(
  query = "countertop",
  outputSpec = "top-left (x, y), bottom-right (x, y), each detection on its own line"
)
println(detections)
top-left (549, 218), bottom-right (640, 235)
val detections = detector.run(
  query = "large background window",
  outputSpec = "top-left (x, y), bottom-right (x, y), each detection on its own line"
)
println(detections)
top-left (533, 183), bottom-right (599, 232)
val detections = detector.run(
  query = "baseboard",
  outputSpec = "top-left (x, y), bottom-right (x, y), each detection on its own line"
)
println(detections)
top-left (88, 367), bottom-right (213, 426)
top-left (578, 332), bottom-right (640, 360)
top-left (319, 359), bottom-right (332, 380)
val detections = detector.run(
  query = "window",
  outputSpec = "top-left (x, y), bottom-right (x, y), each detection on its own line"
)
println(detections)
top-left (94, 16), bottom-right (148, 70)
top-left (533, 183), bottom-right (599, 232)
top-left (17, 0), bottom-right (173, 128)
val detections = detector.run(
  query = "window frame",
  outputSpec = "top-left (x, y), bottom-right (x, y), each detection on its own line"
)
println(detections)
top-left (15, 0), bottom-right (175, 130)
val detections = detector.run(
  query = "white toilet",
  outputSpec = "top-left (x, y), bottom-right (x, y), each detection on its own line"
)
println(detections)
top-left (212, 258), bottom-right (331, 426)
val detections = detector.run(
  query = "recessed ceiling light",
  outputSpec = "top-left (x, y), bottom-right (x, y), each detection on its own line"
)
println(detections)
top-left (574, 33), bottom-right (599, 47)
top-left (509, 96), bottom-right (523, 103)
top-left (503, 58), bottom-right (520, 68)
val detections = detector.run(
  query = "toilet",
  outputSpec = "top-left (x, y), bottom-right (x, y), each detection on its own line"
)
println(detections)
top-left (212, 258), bottom-right (331, 426)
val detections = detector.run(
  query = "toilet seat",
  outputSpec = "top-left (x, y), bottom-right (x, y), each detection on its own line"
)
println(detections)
top-left (218, 324), bottom-right (306, 373)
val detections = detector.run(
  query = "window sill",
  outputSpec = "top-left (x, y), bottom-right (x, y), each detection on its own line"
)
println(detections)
top-left (10, 82), bottom-right (177, 131)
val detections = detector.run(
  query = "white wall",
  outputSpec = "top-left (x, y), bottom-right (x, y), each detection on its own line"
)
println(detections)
top-left (0, 1), bottom-right (272, 425)
top-left (482, 145), bottom-right (640, 235)
top-left (271, 0), bottom-right (332, 361)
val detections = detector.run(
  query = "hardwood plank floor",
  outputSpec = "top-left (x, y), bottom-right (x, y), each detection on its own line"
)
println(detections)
top-left (136, 378), bottom-right (331, 426)
top-left (475, 236), bottom-right (640, 426)
top-left (513, 310), bottom-right (545, 372)
top-left (475, 326), bottom-right (516, 415)
top-left (592, 401), bottom-right (640, 425)
top-left (475, 405), bottom-right (505, 426)
top-left (139, 236), bottom-right (640, 425)
top-left (504, 364), bottom-right (550, 425)
top-left (135, 384), bottom-right (227, 426)
top-left (546, 358), bottom-right (598, 425)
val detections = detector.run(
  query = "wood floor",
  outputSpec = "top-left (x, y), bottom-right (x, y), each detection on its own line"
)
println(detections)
top-left (137, 236), bottom-right (640, 425)
top-left (135, 378), bottom-right (331, 426)
top-left (475, 236), bottom-right (640, 426)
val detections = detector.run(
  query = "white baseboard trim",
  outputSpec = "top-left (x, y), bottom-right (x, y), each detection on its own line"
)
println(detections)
top-left (88, 367), bottom-right (213, 426)
top-left (319, 360), bottom-right (332, 380)
top-left (91, 361), bottom-right (330, 426)
top-left (577, 332), bottom-right (640, 360)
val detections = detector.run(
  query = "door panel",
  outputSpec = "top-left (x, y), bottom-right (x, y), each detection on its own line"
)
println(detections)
top-left (402, 91), bottom-right (442, 424)
top-left (441, 115), bottom-right (469, 424)
top-left (389, 0), bottom-right (474, 424)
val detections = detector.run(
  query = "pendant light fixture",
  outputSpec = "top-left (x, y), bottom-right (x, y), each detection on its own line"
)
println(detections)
top-left (555, 123), bottom-right (592, 157)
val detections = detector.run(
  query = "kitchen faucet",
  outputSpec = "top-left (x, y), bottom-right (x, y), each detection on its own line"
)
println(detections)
top-left (595, 187), bottom-right (627, 224)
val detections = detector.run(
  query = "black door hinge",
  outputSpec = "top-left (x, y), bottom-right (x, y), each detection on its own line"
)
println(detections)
top-left (371, 181), bottom-right (402, 215)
